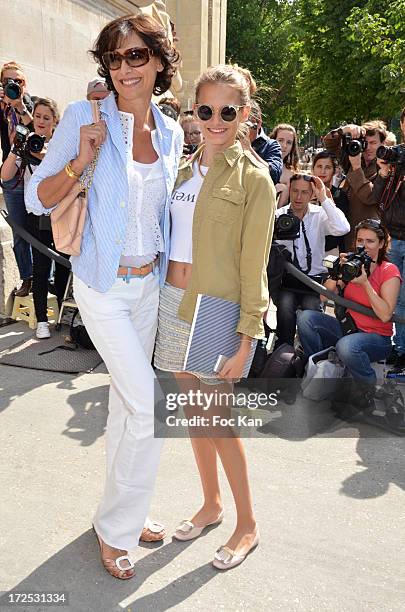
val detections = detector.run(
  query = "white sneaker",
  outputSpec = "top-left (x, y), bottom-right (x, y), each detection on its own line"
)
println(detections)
top-left (36, 322), bottom-right (51, 339)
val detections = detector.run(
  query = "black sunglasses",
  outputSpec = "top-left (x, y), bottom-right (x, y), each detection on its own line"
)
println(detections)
top-left (195, 104), bottom-right (244, 122)
top-left (102, 47), bottom-right (152, 71)
top-left (290, 173), bottom-right (314, 183)
top-left (356, 219), bottom-right (381, 230)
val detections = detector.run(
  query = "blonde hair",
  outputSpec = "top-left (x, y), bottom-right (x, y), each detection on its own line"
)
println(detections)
top-left (195, 64), bottom-right (256, 141)
top-left (33, 97), bottom-right (60, 126)
top-left (1, 61), bottom-right (25, 82)
top-left (384, 131), bottom-right (397, 147)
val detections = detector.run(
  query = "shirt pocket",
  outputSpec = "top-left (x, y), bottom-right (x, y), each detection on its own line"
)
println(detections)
top-left (207, 186), bottom-right (245, 224)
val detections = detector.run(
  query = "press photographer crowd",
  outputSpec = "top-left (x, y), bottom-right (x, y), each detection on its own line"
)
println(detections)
top-left (1, 53), bottom-right (405, 440)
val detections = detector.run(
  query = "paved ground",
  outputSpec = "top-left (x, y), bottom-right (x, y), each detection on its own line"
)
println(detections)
top-left (1, 321), bottom-right (405, 612)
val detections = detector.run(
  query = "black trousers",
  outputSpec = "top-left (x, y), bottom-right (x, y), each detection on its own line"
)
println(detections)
top-left (275, 289), bottom-right (322, 347)
top-left (26, 213), bottom-right (70, 322)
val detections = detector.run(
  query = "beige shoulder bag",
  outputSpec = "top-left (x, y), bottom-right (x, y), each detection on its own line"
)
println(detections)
top-left (51, 100), bottom-right (101, 256)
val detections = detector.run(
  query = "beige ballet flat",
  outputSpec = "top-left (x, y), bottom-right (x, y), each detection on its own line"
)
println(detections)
top-left (173, 511), bottom-right (224, 541)
top-left (212, 531), bottom-right (260, 570)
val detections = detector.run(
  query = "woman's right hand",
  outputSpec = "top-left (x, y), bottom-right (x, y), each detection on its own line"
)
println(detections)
top-left (74, 120), bottom-right (106, 172)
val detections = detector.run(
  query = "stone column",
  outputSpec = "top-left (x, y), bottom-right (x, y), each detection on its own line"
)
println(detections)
top-left (166, 0), bottom-right (227, 109)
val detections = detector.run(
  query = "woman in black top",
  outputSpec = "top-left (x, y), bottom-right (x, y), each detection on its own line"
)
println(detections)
top-left (312, 149), bottom-right (350, 253)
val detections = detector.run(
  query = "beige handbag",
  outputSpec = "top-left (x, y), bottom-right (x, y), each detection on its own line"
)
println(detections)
top-left (51, 100), bottom-right (101, 256)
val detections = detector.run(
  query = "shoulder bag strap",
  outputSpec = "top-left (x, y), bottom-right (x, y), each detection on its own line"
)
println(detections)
top-left (80, 100), bottom-right (102, 191)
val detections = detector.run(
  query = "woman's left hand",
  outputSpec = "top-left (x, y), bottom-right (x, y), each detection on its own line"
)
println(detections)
top-left (218, 350), bottom-right (248, 381)
top-left (350, 264), bottom-right (368, 286)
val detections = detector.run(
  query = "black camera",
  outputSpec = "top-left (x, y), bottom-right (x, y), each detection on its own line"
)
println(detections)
top-left (323, 246), bottom-right (373, 283)
top-left (3, 78), bottom-right (22, 100)
top-left (341, 132), bottom-right (367, 157)
top-left (274, 211), bottom-right (301, 241)
top-left (376, 144), bottom-right (405, 166)
top-left (13, 125), bottom-right (45, 165)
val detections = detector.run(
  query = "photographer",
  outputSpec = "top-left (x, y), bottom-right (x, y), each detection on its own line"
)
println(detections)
top-left (273, 173), bottom-right (350, 347)
top-left (0, 61), bottom-right (34, 296)
top-left (247, 100), bottom-right (282, 185)
top-left (372, 138), bottom-right (405, 370)
top-left (180, 113), bottom-right (202, 155)
top-left (323, 121), bottom-right (387, 249)
top-left (297, 220), bottom-right (400, 383)
top-left (1, 97), bottom-right (69, 339)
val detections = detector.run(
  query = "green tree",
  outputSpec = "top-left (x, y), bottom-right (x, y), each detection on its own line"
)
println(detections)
top-left (226, 0), bottom-right (405, 135)
top-left (226, 0), bottom-right (303, 128)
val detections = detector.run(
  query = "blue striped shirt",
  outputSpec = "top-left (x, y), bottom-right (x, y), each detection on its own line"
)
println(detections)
top-left (25, 93), bottom-right (183, 292)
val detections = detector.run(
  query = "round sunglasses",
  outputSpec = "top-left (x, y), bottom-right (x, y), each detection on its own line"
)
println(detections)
top-left (195, 104), bottom-right (245, 122)
top-left (102, 47), bottom-right (152, 71)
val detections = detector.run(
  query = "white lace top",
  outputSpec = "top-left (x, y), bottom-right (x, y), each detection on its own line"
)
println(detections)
top-left (118, 110), bottom-right (166, 268)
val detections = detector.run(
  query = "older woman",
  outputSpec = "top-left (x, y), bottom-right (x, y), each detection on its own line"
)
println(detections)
top-left (26, 14), bottom-right (183, 579)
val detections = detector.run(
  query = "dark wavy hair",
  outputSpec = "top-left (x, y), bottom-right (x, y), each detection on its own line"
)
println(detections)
top-left (89, 14), bottom-right (180, 97)
top-left (354, 219), bottom-right (390, 263)
top-left (312, 149), bottom-right (337, 173)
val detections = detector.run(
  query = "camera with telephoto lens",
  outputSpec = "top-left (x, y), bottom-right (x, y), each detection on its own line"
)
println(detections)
top-left (13, 125), bottom-right (45, 165)
top-left (274, 211), bottom-right (301, 241)
top-left (376, 144), bottom-right (405, 166)
top-left (3, 78), bottom-right (22, 100)
top-left (323, 246), bottom-right (373, 283)
top-left (340, 132), bottom-right (367, 157)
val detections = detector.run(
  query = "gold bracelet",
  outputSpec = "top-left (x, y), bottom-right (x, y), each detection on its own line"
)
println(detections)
top-left (65, 162), bottom-right (81, 180)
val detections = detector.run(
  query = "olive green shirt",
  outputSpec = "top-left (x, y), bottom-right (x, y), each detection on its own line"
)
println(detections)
top-left (176, 142), bottom-right (276, 339)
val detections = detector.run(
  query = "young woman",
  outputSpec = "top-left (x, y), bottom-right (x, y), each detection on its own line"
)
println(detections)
top-left (2, 97), bottom-right (70, 339)
top-left (25, 14), bottom-right (183, 579)
top-left (312, 149), bottom-right (350, 254)
top-left (154, 64), bottom-right (276, 569)
top-left (270, 123), bottom-right (300, 207)
top-left (298, 219), bottom-right (400, 381)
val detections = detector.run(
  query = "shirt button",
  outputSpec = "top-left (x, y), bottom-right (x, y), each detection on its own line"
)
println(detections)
top-left (120, 201), bottom-right (126, 208)
top-left (116, 239), bottom-right (122, 245)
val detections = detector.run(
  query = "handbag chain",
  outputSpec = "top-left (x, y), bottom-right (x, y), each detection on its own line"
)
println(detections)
top-left (79, 101), bottom-right (101, 193)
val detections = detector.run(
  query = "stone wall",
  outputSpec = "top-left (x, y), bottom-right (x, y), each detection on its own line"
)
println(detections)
top-left (0, 0), bottom-right (227, 112)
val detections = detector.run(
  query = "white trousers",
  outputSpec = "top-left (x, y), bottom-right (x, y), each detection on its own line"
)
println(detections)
top-left (73, 272), bottom-right (163, 550)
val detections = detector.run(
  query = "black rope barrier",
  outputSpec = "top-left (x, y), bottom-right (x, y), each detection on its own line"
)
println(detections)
top-left (284, 261), bottom-right (405, 324)
top-left (2, 208), bottom-right (404, 324)
top-left (1, 210), bottom-right (71, 270)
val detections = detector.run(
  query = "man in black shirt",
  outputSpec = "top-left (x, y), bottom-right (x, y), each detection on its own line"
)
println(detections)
top-left (247, 100), bottom-right (282, 185)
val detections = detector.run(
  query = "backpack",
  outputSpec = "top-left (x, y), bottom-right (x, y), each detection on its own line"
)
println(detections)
top-left (69, 309), bottom-right (95, 350)
top-left (261, 343), bottom-right (305, 379)
top-left (267, 243), bottom-right (292, 303)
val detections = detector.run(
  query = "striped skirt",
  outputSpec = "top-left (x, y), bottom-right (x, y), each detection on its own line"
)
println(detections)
top-left (154, 282), bottom-right (221, 385)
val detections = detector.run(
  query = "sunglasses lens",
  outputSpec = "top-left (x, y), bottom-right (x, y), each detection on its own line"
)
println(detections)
top-left (197, 105), bottom-right (213, 121)
top-left (103, 48), bottom-right (150, 70)
top-left (103, 52), bottom-right (120, 70)
top-left (220, 106), bottom-right (238, 122)
top-left (125, 48), bottom-right (150, 67)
